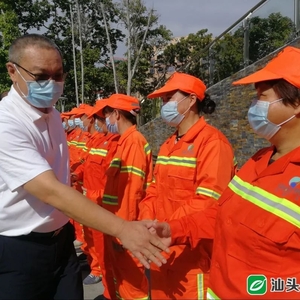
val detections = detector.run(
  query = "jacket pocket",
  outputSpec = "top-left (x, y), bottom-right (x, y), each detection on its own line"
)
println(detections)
top-left (167, 170), bottom-right (194, 202)
top-left (228, 207), bottom-right (296, 273)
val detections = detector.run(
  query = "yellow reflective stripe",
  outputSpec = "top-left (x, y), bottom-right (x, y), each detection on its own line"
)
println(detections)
top-left (144, 143), bottom-right (151, 155)
top-left (76, 142), bottom-right (86, 149)
top-left (69, 141), bottom-right (78, 146)
top-left (233, 156), bottom-right (238, 167)
top-left (110, 158), bottom-right (121, 168)
top-left (156, 155), bottom-right (196, 168)
top-left (103, 194), bottom-right (118, 205)
top-left (82, 146), bottom-right (89, 152)
top-left (120, 166), bottom-right (145, 178)
top-left (89, 148), bottom-right (108, 157)
top-left (196, 187), bottom-right (221, 200)
top-left (197, 273), bottom-right (204, 300)
top-left (145, 181), bottom-right (151, 188)
top-left (229, 175), bottom-right (300, 228)
top-left (207, 288), bottom-right (220, 300)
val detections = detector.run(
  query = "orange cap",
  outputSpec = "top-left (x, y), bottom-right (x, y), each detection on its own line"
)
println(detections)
top-left (62, 107), bottom-right (80, 116)
top-left (73, 104), bottom-right (94, 118)
top-left (233, 46), bottom-right (300, 88)
top-left (147, 72), bottom-right (206, 101)
top-left (60, 113), bottom-right (69, 120)
top-left (87, 99), bottom-right (109, 118)
top-left (105, 94), bottom-right (140, 116)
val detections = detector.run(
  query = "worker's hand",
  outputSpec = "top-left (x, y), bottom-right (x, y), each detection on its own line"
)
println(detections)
top-left (149, 221), bottom-right (172, 248)
top-left (116, 220), bottom-right (170, 269)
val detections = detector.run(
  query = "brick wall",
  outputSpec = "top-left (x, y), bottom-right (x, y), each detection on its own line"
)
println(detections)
top-left (139, 37), bottom-right (300, 168)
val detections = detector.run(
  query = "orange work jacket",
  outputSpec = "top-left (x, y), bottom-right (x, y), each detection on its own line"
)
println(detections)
top-left (102, 125), bottom-right (153, 221)
top-left (70, 131), bottom-right (91, 173)
top-left (139, 117), bottom-right (236, 299)
top-left (74, 133), bottom-right (119, 203)
top-left (170, 145), bottom-right (300, 299)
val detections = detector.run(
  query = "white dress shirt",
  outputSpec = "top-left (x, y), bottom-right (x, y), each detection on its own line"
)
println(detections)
top-left (0, 86), bottom-right (70, 235)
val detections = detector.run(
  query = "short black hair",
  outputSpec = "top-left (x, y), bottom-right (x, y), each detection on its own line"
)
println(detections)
top-left (9, 34), bottom-right (62, 64)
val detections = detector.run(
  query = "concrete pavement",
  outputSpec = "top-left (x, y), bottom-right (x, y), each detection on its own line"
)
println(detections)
top-left (77, 252), bottom-right (105, 300)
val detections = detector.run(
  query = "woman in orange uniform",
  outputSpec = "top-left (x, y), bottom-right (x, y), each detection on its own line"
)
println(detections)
top-left (155, 46), bottom-right (300, 299)
top-left (72, 100), bottom-right (119, 291)
top-left (100, 94), bottom-right (153, 300)
top-left (139, 72), bottom-right (236, 299)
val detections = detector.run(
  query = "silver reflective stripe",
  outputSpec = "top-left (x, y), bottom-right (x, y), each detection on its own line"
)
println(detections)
top-left (229, 176), bottom-right (300, 228)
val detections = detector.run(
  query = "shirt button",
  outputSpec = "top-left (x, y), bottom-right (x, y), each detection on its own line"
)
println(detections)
top-left (215, 262), bottom-right (220, 268)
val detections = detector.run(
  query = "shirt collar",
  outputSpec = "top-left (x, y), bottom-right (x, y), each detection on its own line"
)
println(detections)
top-left (117, 125), bottom-right (137, 145)
top-left (176, 117), bottom-right (207, 142)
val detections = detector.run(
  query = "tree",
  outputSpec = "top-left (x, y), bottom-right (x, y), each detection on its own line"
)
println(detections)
top-left (248, 12), bottom-right (296, 63)
top-left (115, 0), bottom-right (172, 95)
top-left (0, 0), bottom-right (125, 108)
top-left (158, 29), bottom-right (213, 85)
top-left (211, 12), bottom-right (295, 84)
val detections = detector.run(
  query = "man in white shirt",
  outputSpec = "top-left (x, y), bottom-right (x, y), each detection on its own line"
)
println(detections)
top-left (0, 34), bottom-right (168, 299)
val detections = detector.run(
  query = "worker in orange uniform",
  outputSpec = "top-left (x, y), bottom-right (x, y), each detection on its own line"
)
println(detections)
top-left (70, 104), bottom-right (94, 172)
top-left (99, 94), bottom-right (153, 300)
top-left (153, 46), bottom-right (300, 299)
top-left (64, 104), bottom-right (94, 249)
top-left (138, 72), bottom-right (236, 299)
top-left (71, 99), bottom-right (119, 288)
top-left (61, 114), bottom-right (69, 132)
top-left (63, 107), bottom-right (80, 144)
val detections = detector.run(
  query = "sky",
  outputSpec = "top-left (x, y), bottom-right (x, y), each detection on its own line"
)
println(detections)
top-left (116, 0), bottom-right (261, 56)
top-left (116, 0), bottom-right (294, 56)
top-left (144, 0), bottom-right (261, 38)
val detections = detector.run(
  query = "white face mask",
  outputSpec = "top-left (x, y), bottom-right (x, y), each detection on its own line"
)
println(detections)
top-left (248, 98), bottom-right (295, 140)
top-left (160, 95), bottom-right (189, 127)
top-left (94, 119), bottom-right (104, 133)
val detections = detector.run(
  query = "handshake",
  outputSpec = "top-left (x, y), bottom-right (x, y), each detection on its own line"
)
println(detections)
top-left (115, 220), bottom-right (172, 269)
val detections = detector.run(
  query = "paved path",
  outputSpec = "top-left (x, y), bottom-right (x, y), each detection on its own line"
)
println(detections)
top-left (77, 253), bottom-right (104, 300)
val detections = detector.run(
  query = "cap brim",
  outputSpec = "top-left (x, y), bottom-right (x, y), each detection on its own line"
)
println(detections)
top-left (87, 100), bottom-right (109, 118)
top-left (147, 85), bottom-right (178, 99)
top-left (233, 68), bottom-right (282, 85)
top-left (63, 108), bottom-right (80, 116)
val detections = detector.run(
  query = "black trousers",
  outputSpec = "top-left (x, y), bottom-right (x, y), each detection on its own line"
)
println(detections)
top-left (0, 222), bottom-right (83, 300)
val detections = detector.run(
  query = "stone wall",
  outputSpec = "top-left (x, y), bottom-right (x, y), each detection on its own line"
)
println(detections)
top-left (139, 37), bottom-right (300, 168)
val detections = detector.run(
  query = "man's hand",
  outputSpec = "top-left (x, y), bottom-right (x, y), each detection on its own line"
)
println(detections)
top-left (116, 220), bottom-right (170, 269)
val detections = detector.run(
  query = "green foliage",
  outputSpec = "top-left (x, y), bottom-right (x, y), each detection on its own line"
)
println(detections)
top-left (0, 1), bottom-right (296, 123)
top-left (248, 12), bottom-right (296, 63)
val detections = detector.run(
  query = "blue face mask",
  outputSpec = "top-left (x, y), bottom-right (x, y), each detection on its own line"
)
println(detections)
top-left (79, 120), bottom-right (87, 131)
top-left (67, 119), bottom-right (76, 129)
top-left (74, 118), bottom-right (81, 126)
top-left (15, 65), bottom-right (64, 108)
top-left (160, 96), bottom-right (189, 127)
top-left (105, 115), bottom-right (118, 133)
top-left (62, 121), bottom-right (68, 130)
top-left (95, 119), bottom-right (104, 133)
top-left (248, 99), bottom-right (295, 140)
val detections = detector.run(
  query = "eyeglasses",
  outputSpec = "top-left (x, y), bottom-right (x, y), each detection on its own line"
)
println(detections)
top-left (12, 62), bottom-right (67, 82)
